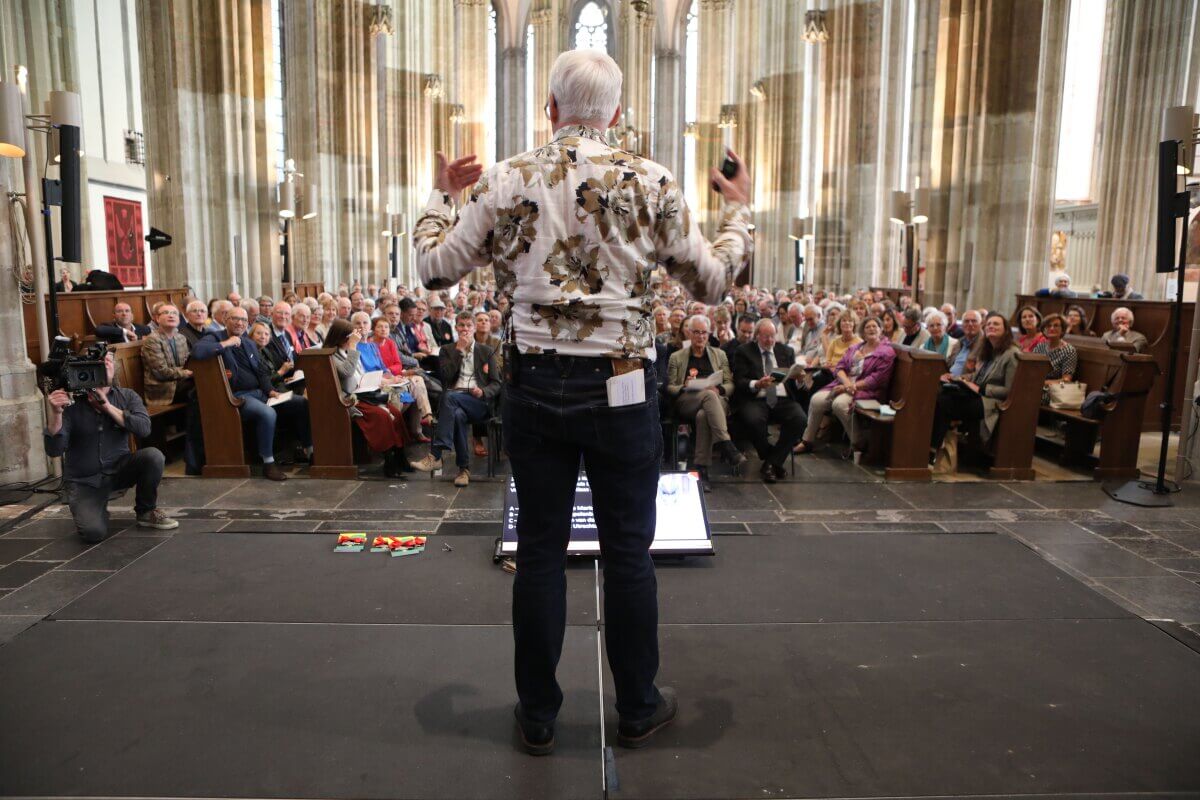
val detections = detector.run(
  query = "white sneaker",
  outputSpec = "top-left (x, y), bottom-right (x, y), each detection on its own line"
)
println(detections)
top-left (412, 454), bottom-right (442, 472)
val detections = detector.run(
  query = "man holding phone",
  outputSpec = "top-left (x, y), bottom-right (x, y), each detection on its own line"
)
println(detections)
top-left (414, 49), bottom-right (753, 755)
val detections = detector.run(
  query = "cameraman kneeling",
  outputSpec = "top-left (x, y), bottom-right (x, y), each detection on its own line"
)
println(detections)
top-left (44, 351), bottom-right (179, 542)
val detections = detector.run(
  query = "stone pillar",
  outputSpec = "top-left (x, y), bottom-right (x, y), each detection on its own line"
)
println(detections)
top-left (455, 0), bottom-right (490, 164)
top-left (0, 0), bottom-right (93, 276)
top-left (529, 5), bottom-right (556, 146)
top-left (1093, 0), bottom-right (1198, 298)
top-left (137, 0), bottom-right (278, 300)
top-left (498, 44), bottom-right (528, 159)
top-left (922, 0), bottom-right (1067, 311)
top-left (617, 1), bottom-right (654, 156)
top-left (653, 47), bottom-right (683, 177)
top-left (284, 0), bottom-right (381, 290)
top-left (0, 159), bottom-right (47, 484)
top-left (694, 0), bottom-right (734, 235)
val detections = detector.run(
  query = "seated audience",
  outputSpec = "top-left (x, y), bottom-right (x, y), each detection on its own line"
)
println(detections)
top-left (898, 306), bottom-right (930, 348)
top-left (930, 312), bottom-right (1020, 455)
top-left (1044, 272), bottom-right (1076, 298)
top-left (249, 322), bottom-right (294, 392)
top-left (1065, 304), bottom-right (1092, 336)
top-left (289, 303), bottom-right (318, 349)
top-left (180, 299), bottom-right (212, 347)
top-left (824, 312), bottom-right (862, 368)
top-left (43, 350), bottom-right (178, 541)
top-left (95, 301), bottom-right (150, 344)
top-left (141, 305), bottom-right (193, 406)
top-left (336, 296), bottom-right (353, 320)
top-left (193, 307), bottom-right (309, 481)
top-left (948, 310), bottom-right (983, 376)
top-left (324, 319), bottom-right (412, 478)
top-left (264, 301), bottom-right (298, 379)
top-left (411, 312), bottom-right (501, 487)
top-left (787, 303), bottom-right (825, 364)
top-left (474, 310), bottom-right (501, 351)
top-left (369, 316), bottom-right (434, 437)
top-left (922, 310), bottom-right (960, 363)
top-left (1032, 313), bottom-right (1077, 384)
top-left (1098, 273), bottom-right (1143, 300)
top-left (880, 308), bottom-right (903, 343)
top-left (256, 295), bottom-right (274, 325)
top-left (1015, 305), bottom-right (1046, 352)
top-left (941, 303), bottom-right (964, 338)
top-left (667, 315), bottom-right (747, 491)
top-left (796, 316), bottom-right (896, 456)
top-left (426, 296), bottom-right (456, 348)
top-left (732, 318), bottom-right (808, 484)
top-left (1101, 306), bottom-right (1149, 353)
top-left (723, 314), bottom-right (756, 362)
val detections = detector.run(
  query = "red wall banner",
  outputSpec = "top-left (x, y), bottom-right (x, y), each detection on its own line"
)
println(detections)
top-left (103, 196), bottom-right (145, 287)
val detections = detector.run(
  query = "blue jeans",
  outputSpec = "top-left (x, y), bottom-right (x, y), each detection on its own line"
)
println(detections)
top-left (235, 391), bottom-right (277, 460)
top-left (504, 355), bottom-right (663, 723)
top-left (432, 391), bottom-right (490, 468)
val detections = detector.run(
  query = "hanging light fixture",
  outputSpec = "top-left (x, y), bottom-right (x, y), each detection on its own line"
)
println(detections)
top-left (1162, 105), bottom-right (1197, 175)
top-left (911, 187), bottom-right (930, 224)
top-left (449, 104), bottom-right (465, 124)
top-left (803, 217), bottom-right (815, 240)
top-left (0, 81), bottom-right (26, 158)
top-left (889, 190), bottom-right (910, 224)
top-left (789, 217), bottom-right (804, 241)
top-left (683, 121), bottom-right (698, 138)
top-left (749, 80), bottom-right (766, 101)
top-left (278, 180), bottom-right (295, 219)
top-left (803, 10), bottom-right (829, 44)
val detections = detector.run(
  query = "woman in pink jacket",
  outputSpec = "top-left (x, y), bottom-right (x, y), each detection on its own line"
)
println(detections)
top-left (794, 316), bottom-right (896, 456)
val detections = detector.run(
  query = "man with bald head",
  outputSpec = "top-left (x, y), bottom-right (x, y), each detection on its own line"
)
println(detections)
top-left (96, 301), bottom-right (151, 344)
top-left (180, 299), bottom-right (212, 347)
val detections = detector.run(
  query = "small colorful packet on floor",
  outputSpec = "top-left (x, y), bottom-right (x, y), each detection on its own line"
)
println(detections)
top-left (371, 535), bottom-right (401, 553)
top-left (388, 535), bottom-right (427, 558)
top-left (334, 532), bottom-right (367, 553)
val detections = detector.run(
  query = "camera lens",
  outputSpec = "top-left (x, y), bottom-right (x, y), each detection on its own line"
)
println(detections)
top-left (77, 370), bottom-right (91, 382)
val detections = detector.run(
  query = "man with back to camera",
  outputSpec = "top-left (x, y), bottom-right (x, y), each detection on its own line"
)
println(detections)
top-left (413, 49), bottom-right (752, 755)
top-left (43, 349), bottom-right (179, 542)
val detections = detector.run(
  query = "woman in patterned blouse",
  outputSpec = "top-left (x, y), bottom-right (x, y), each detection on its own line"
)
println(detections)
top-left (1033, 313), bottom-right (1077, 382)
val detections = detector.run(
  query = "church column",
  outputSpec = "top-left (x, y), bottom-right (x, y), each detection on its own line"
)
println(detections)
top-left (694, 0), bottom-right (734, 235)
top-left (1093, 0), bottom-right (1198, 298)
top-left (455, 0), bottom-right (490, 164)
top-left (498, 42), bottom-right (528, 159)
top-left (137, 0), bottom-right (277, 300)
top-left (0, 158), bottom-right (47, 484)
top-left (922, 0), bottom-right (1067, 311)
top-left (617, 0), bottom-right (654, 156)
top-left (653, 47), bottom-right (683, 177)
top-left (529, 5), bottom-right (556, 146)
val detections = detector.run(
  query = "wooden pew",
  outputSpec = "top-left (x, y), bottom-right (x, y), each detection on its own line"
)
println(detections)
top-left (296, 348), bottom-right (359, 479)
top-left (190, 355), bottom-right (251, 478)
top-left (109, 341), bottom-right (188, 456)
top-left (1013, 294), bottom-right (1192, 430)
top-left (854, 346), bottom-right (944, 480)
top-left (1039, 349), bottom-right (1158, 480)
top-left (23, 287), bottom-right (194, 363)
top-left (982, 351), bottom-right (1049, 480)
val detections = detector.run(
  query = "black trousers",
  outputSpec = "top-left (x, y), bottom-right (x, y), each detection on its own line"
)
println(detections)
top-left (737, 397), bottom-right (807, 467)
top-left (65, 448), bottom-right (165, 543)
top-left (505, 356), bottom-right (663, 724)
top-left (931, 388), bottom-right (984, 449)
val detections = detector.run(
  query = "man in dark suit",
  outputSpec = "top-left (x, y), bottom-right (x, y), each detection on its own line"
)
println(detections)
top-left (264, 301), bottom-right (298, 379)
top-left (411, 311), bottom-right (501, 487)
top-left (95, 301), bottom-right (151, 344)
top-left (723, 314), bottom-right (757, 363)
top-left (731, 318), bottom-right (807, 483)
top-left (192, 306), bottom-right (311, 481)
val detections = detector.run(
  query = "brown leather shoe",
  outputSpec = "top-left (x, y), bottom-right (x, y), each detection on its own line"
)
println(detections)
top-left (263, 463), bottom-right (288, 481)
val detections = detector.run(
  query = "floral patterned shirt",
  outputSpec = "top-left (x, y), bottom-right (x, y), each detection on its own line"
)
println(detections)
top-left (413, 125), bottom-right (753, 358)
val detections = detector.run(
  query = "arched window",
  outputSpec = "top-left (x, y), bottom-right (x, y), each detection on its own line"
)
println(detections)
top-left (682, 2), bottom-right (699, 207)
top-left (573, 1), bottom-right (609, 52)
top-left (1054, 0), bottom-right (1105, 202)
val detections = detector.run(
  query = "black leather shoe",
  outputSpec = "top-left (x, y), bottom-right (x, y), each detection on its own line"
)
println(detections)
top-left (617, 687), bottom-right (677, 749)
top-left (770, 463), bottom-right (788, 481)
top-left (696, 467), bottom-right (712, 493)
top-left (514, 704), bottom-right (555, 756)
top-left (759, 462), bottom-right (777, 484)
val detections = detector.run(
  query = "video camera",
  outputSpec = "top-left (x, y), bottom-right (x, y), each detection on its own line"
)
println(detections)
top-left (38, 337), bottom-right (109, 397)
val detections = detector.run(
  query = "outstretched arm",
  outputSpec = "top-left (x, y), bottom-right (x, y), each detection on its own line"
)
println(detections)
top-left (413, 153), bottom-right (493, 291)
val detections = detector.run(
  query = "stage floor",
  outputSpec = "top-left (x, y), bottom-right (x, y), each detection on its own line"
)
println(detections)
top-left (2, 524), bottom-right (1199, 799)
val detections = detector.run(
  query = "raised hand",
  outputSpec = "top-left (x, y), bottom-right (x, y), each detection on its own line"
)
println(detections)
top-left (710, 148), bottom-right (751, 205)
top-left (434, 152), bottom-right (484, 196)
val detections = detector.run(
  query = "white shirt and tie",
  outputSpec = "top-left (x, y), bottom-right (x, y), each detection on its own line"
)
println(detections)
top-left (753, 347), bottom-right (787, 406)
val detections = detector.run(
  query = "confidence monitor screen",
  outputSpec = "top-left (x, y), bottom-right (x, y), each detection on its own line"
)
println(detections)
top-left (500, 471), bottom-right (715, 557)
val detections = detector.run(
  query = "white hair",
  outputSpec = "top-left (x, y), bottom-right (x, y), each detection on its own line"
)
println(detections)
top-left (549, 49), bottom-right (622, 125)
top-left (688, 314), bottom-right (710, 332)
top-left (754, 318), bottom-right (778, 336)
top-left (926, 310), bottom-right (947, 327)
top-left (804, 302), bottom-right (823, 320)
top-left (1111, 306), bottom-right (1134, 323)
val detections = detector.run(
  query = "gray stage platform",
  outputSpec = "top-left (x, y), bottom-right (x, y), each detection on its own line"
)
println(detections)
top-left (1, 530), bottom-right (1198, 799)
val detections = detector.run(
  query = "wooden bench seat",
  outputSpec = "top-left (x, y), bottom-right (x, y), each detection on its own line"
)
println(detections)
top-left (191, 354), bottom-right (251, 478)
top-left (955, 351), bottom-right (1048, 480)
top-left (854, 346), bottom-right (945, 481)
top-left (1037, 348), bottom-right (1158, 480)
top-left (109, 341), bottom-right (186, 418)
top-left (296, 348), bottom-right (360, 479)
